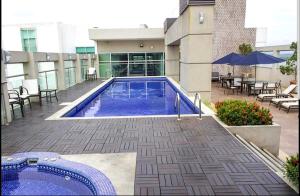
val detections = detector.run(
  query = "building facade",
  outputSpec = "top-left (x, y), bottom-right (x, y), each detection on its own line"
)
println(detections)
top-left (90, 0), bottom-right (256, 100)
top-left (2, 22), bottom-right (94, 53)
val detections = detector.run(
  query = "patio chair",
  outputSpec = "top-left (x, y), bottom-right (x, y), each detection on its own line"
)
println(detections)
top-left (256, 84), bottom-right (297, 102)
top-left (86, 67), bottom-right (97, 80)
top-left (8, 90), bottom-right (24, 117)
top-left (279, 101), bottom-right (299, 113)
top-left (264, 82), bottom-right (277, 94)
top-left (7, 82), bottom-right (32, 108)
top-left (211, 72), bottom-right (220, 82)
top-left (269, 97), bottom-right (298, 108)
top-left (20, 79), bottom-right (42, 106)
top-left (224, 80), bottom-right (238, 95)
top-left (249, 82), bottom-right (263, 96)
top-left (233, 77), bottom-right (242, 89)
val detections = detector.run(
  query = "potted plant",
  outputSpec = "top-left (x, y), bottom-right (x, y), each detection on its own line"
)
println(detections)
top-left (214, 100), bottom-right (281, 156)
top-left (284, 154), bottom-right (299, 190)
top-left (279, 42), bottom-right (297, 84)
top-left (238, 43), bottom-right (253, 55)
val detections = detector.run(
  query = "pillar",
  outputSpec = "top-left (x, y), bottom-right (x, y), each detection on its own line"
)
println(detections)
top-left (55, 53), bottom-right (66, 91)
top-left (1, 50), bottom-right (12, 125)
top-left (75, 54), bottom-right (82, 84)
top-left (165, 45), bottom-right (180, 82)
top-left (23, 52), bottom-right (39, 79)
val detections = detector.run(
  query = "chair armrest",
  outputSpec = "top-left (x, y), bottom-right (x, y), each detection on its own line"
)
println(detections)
top-left (20, 86), bottom-right (29, 95)
top-left (8, 91), bottom-right (20, 100)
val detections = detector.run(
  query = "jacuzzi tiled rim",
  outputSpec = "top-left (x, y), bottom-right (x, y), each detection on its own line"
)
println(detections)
top-left (46, 76), bottom-right (213, 120)
top-left (1, 152), bottom-right (116, 196)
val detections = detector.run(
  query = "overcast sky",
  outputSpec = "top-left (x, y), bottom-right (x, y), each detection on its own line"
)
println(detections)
top-left (2, 0), bottom-right (297, 46)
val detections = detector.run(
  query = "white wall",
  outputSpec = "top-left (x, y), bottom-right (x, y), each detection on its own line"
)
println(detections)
top-left (2, 26), bottom-right (23, 51)
top-left (2, 22), bottom-right (92, 53)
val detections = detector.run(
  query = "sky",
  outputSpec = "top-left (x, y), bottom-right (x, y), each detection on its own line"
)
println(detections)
top-left (2, 0), bottom-right (298, 46)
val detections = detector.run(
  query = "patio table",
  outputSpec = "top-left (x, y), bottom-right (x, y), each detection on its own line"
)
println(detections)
top-left (237, 80), bottom-right (268, 94)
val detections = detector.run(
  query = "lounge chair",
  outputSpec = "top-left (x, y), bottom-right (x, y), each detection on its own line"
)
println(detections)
top-left (256, 84), bottom-right (297, 102)
top-left (279, 101), bottom-right (299, 113)
top-left (269, 97), bottom-right (298, 107)
top-left (86, 67), bottom-right (97, 80)
top-left (20, 79), bottom-right (42, 106)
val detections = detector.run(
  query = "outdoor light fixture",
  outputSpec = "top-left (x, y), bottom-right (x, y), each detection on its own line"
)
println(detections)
top-left (199, 12), bottom-right (204, 24)
top-left (4, 51), bottom-right (11, 63)
top-left (139, 43), bottom-right (144, 48)
top-left (46, 53), bottom-right (51, 61)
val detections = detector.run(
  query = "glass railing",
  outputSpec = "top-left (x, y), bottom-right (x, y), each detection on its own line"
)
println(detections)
top-left (6, 74), bottom-right (27, 89)
top-left (38, 69), bottom-right (58, 90)
top-left (64, 67), bottom-right (76, 88)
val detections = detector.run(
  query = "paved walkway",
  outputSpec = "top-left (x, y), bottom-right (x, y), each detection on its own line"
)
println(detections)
top-left (211, 83), bottom-right (299, 157)
top-left (1, 80), bottom-right (297, 195)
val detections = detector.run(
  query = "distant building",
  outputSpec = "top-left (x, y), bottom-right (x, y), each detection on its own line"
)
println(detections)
top-left (2, 22), bottom-right (94, 53)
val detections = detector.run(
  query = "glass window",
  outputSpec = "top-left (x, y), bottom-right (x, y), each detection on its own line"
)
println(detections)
top-left (129, 63), bottom-right (145, 76)
top-left (112, 63), bottom-right (128, 77)
top-left (6, 63), bottom-right (25, 89)
top-left (99, 53), bottom-right (110, 62)
top-left (129, 53), bottom-right (145, 61)
top-left (111, 53), bottom-right (128, 61)
top-left (20, 29), bottom-right (37, 52)
top-left (147, 62), bottom-right (164, 76)
top-left (81, 60), bottom-right (88, 80)
top-left (99, 63), bottom-right (111, 78)
top-left (146, 53), bottom-right (164, 61)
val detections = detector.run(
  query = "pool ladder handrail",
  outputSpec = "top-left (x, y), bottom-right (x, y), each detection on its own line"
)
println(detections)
top-left (194, 93), bottom-right (202, 120)
top-left (174, 93), bottom-right (181, 120)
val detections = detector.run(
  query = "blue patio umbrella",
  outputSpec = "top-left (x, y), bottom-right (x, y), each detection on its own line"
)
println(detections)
top-left (212, 52), bottom-right (245, 75)
top-left (235, 51), bottom-right (285, 81)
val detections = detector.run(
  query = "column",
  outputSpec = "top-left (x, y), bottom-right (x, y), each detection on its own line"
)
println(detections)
top-left (23, 52), bottom-right (39, 79)
top-left (55, 53), bottom-right (66, 91)
top-left (165, 45), bottom-right (180, 82)
top-left (1, 50), bottom-right (12, 124)
top-left (75, 54), bottom-right (82, 84)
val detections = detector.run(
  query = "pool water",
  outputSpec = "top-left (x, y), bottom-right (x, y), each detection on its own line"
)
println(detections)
top-left (2, 167), bottom-right (94, 195)
top-left (67, 78), bottom-right (198, 117)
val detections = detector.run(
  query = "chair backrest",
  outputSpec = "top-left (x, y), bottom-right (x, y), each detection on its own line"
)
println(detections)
top-left (22, 79), bottom-right (39, 95)
top-left (88, 67), bottom-right (96, 74)
top-left (7, 82), bottom-right (14, 91)
top-left (212, 72), bottom-right (219, 78)
top-left (282, 84), bottom-right (297, 94)
top-left (267, 82), bottom-right (276, 88)
top-left (255, 82), bottom-right (263, 88)
top-left (226, 80), bottom-right (231, 87)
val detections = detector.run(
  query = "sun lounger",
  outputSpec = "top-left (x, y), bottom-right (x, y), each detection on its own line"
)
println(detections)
top-left (279, 101), bottom-right (299, 113)
top-left (269, 97), bottom-right (298, 107)
top-left (256, 84), bottom-right (297, 102)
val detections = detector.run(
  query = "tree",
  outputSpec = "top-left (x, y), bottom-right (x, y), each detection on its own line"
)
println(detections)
top-left (280, 42), bottom-right (297, 81)
top-left (238, 43), bottom-right (253, 55)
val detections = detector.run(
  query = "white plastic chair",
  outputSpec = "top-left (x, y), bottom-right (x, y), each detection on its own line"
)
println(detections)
top-left (86, 67), bottom-right (97, 80)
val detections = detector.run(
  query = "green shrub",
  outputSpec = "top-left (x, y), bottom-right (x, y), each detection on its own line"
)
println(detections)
top-left (284, 154), bottom-right (299, 187)
top-left (215, 100), bottom-right (273, 126)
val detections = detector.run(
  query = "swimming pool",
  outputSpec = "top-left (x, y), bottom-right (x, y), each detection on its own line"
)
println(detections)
top-left (1, 152), bottom-right (116, 196)
top-left (62, 77), bottom-right (200, 118)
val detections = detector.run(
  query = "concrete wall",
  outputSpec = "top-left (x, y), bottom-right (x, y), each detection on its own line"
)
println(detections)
top-left (89, 28), bottom-right (164, 41)
top-left (165, 45), bottom-right (180, 82)
top-left (212, 0), bottom-right (256, 75)
top-left (97, 40), bottom-right (164, 53)
top-left (165, 5), bottom-right (214, 100)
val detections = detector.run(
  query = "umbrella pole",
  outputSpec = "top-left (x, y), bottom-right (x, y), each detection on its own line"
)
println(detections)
top-left (233, 65), bottom-right (235, 75)
top-left (255, 65), bottom-right (256, 82)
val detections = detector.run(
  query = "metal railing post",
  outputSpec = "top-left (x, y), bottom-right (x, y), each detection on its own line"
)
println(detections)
top-left (175, 93), bottom-right (181, 120)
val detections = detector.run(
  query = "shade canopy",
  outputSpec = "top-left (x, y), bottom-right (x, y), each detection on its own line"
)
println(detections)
top-left (235, 51), bottom-right (285, 65)
top-left (212, 52), bottom-right (244, 65)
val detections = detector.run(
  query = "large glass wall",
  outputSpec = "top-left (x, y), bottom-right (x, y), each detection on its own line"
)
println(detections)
top-left (64, 61), bottom-right (76, 88)
top-left (20, 28), bottom-right (37, 52)
top-left (38, 62), bottom-right (57, 90)
top-left (98, 52), bottom-right (164, 78)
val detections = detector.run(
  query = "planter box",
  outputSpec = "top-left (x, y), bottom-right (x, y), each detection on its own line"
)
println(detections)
top-left (215, 117), bottom-right (281, 156)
